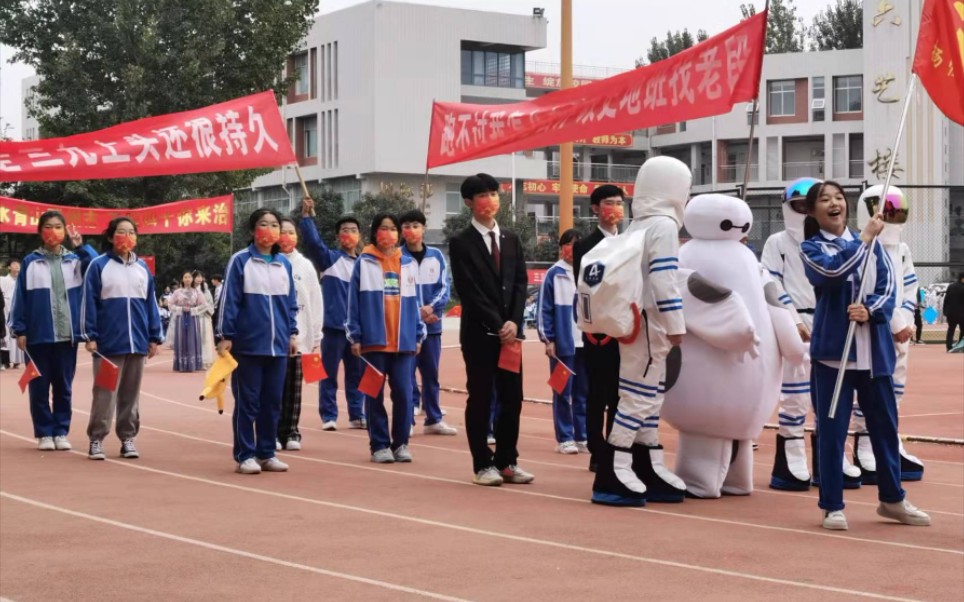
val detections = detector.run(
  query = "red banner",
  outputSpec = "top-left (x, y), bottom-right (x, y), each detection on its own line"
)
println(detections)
top-left (912, 0), bottom-right (964, 125)
top-left (527, 269), bottom-right (548, 285)
top-left (427, 11), bottom-right (766, 168)
top-left (0, 91), bottom-right (295, 182)
top-left (521, 180), bottom-right (635, 197)
top-left (141, 256), bottom-right (156, 275)
top-left (0, 195), bottom-right (233, 234)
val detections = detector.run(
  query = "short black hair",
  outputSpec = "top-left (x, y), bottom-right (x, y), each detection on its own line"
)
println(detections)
top-left (399, 209), bottom-right (426, 226)
top-left (336, 216), bottom-right (360, 231)
top-left (559, 228), bottom-right (582, 246)
top-left (37, 210), bottom-right (66, 234)
top-left (369, 212), bottom-right (400, 244)
top-left (211, 274), bottom-right (224, 282)
top-left (460, 173), bottom-right (500, 200)
top-left (590, 185), bottom-right (625, 205)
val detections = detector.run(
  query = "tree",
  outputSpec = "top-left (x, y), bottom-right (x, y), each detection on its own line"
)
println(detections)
top-left (810, 0), bottom-right (862, 51)
top-left (741, 0), bottom-right (806, 53)
top-left (351, 183), bottom-right (418, 242)
top-left (636, 29), bottom-right (709, 67)
top-left (0, 0), bottom-right (318, 287)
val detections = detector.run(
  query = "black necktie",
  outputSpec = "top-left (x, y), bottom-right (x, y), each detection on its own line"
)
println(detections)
top-left (489, 231), bottom-right (501, 274)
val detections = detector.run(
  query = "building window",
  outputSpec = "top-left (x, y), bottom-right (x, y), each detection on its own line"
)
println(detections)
top-left (834, 75), bottom-right (862, 113)
top-left (294, 53), bottom-right (309, 95)
top-left (446, 183), bottom-right (464, 216)
top-left (812, 76), bottom-right (825, 121)
top-left (768, 80), bottom-right (795, 117)
top-left (679, 121), bottom-right (687, 132)
top-left (303, 116), bottom-right (317, 158)
top-left (461, 48), bottom-right (524, 89)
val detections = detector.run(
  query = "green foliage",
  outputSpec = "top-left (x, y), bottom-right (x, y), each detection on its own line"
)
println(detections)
top-left (636, 29), bottom-right (709, 67)
top-left (0, 0), bottom-right (319, 287)
top-left (351, 184), bottom-right (417, 243)
top-left (442, 201), bottom-right (538, 260)
top-left (741, 0), bottom-right (806, 53)
top-left (810, 0), bottom-right (862, 51)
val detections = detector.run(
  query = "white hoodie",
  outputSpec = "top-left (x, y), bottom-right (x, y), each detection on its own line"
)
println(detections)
top-left (285, 249), bottom-right (324, 353)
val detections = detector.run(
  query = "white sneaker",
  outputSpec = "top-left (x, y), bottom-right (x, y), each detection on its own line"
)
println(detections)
top-left (349, 419), bottom-right (367, 429)
top-left (53, 436), bottom-right (72, 451)
top-left (236, 458), bottom-right (261, 474)
top-left (877, 499), bottom-right (931, 526)
top-left (556, 441), bottom-right (578, 455)
top-left (285, 439), bottom-right (302, 451)
top-left (473, 466), bottom-right (503, 486)
top-left (258, 457), bottom-right (289, 472)
top-left (275, 440), bottom-right (282, 451)
top-left (371, 448), bottom-right (395, 463)
top-left (424, 421), bottom-right (457, 436)
top-left (37, 436), bottom-right (55, 451)
top-left (413, 406), bottom-right (422, 416)
top-left (322, 421), bottom-right (337, 431)
top-left (486, 435), bottom-right (496, 445)
top-left (822, 510), bottom-right (848, 530)
top-left (500, 465), bottom-right (535, 484)
top-left (576, 441), bottom-right (589, 454)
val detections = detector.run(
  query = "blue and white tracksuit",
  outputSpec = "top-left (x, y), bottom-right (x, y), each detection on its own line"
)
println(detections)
top-left (538, 260), bottom-right (587, 444)
top-left (402, 245), bottom-right (451, 426)
top-left (217, 246), bottom-right (298, 463)
top-left (300, 216), bottom-right (365, 423)
top-left (11, 245), bottom-right (97, 438)
top-left (802, 230), bottom-right (904, 511)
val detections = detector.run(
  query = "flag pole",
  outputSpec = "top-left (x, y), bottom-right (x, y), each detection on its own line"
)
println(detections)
top-left (827, 74), bottom-right (917, 420)
top-left (740, 0), bottom-right (767, 200)
top-left (293, 163), bottom-right (312, 200)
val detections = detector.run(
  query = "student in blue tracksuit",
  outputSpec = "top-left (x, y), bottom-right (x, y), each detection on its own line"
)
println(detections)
top-left (81, 217), bottom-right (163, 461)
top-left (538, 229), bottom-right (588, 455)
top-left (400, 209), bottom-right (457, 436)
top-left (10, 210), bottom-right (97, 451)
top-left (800, 181), bottom-right (930, 531)
top-left (300, 196), bottom-right (366, 430)
top-left (347, 212), bottom-right (426, 463)
top-left (216, 209), bottom-right (299, 475)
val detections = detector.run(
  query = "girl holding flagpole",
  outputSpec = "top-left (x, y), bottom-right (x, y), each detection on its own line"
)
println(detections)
top-left (168, 271), bottom-right (205, 372)
top-left (346, 213), bottom-right (426, 464)
top-left (81, 217), bottom-right (163, 461)
top-left (538, 229), bottom-right (588, 455)
top-left (216, 209), bottom-right (299, 475)
top-left (276, 217), bottom-right (324, 451)
top-left (10, 210), bottom-right (97, 450)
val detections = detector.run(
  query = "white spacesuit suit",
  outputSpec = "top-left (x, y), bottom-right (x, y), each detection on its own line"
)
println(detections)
top-left (853, 185), bottom-right (925, 482)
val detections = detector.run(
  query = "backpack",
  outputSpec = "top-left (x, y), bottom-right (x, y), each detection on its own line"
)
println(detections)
top-left (575, 229), bottom-right (646, 343)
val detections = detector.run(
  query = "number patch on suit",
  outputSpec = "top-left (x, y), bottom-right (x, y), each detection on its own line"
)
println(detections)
top-left (583, 263), bottom-right (605, 287)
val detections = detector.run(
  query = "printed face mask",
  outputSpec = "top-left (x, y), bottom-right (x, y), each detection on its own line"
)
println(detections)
top-left (339, 232), bottom-right (360, 250)
top-left (254, 225), bottom-right (280, 247)
top-left (474, 195), bottom-right (500, 219)
top-left (278, 232), bottom-right (298, 254)
top-left (41, 226), bottom-right (65, 246)
top-left (376, 230), bottom-right (399, 248)
top-left (560, 243), bottom-right (574, 263)
top-left (113, 233), bottom-right (137, 254)
top-left (402, 228), bottom-right (423, 245)
top-left (599, 204), bottom-right (625, 226)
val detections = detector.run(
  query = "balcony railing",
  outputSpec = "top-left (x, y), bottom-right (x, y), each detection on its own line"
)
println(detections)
top-left (547, 161), bottom-right (640, 183)
top-left (782, 161), bottom-right (825, 180)
top-left (848, 159), bottom-right (864, 179)
top-left (525, 61), bottom-right (630, 80)
top-left (719, 163), bottom-right (759, 184)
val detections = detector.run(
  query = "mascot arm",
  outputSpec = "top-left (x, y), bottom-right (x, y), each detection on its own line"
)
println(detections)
top-left (678, 270), bottom-right (757, 353)
top-left (764, 280), bottom-right (809, 366)
top-left (891, 243), bottom-right (918, 334)
top-left (760, 267), bottom-right (801, 325)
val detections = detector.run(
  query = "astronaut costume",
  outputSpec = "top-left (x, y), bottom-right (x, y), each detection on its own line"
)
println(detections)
top-left (662, 194), bottom-right (806, 498)
top-left (853, 185), bottom-right (925, 482)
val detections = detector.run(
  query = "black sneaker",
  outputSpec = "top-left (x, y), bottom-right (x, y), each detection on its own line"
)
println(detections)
top-left (120, 439), bottom-right (139, 459)
top-left (88, 440), bottom-right (106, 460)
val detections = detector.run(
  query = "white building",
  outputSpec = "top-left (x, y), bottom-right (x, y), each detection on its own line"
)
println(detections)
top-left (20, 75), bottom-right (40, 141)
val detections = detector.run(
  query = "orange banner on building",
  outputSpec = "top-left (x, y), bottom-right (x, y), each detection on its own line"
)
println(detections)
top-left (521, 180), bottom-right (635, 197)
top-left (526, 73), bottom-right (597, 89)
top-left (574, 134), bottom-right (634, 147)
top-left (0, 195), bottom-right (233, 234)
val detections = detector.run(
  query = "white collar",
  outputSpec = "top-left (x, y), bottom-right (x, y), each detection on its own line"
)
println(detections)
top-left (552, 259), bottom-right (573, 274)
top-left (598, 225), bottom-right (617, 238)
top-left (472, 218), bottom-right (500, 239)
top-left (821, 229), bottom-right (854, 242)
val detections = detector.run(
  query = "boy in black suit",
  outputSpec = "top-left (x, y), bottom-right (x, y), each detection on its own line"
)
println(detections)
top-left (449, 173), bottom-right (534, 486)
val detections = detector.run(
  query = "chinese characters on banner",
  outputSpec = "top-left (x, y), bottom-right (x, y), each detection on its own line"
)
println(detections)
top-left (574, 134), bottom-right (634, 147)
top-left (912, 0), bottom-right (964, 125)
top-left (526, 74), bottom-right (597, 89)
top-left (527, 269), bottom-right (548, 285)
top-left (427, 11), bottom-right (766, 168)
top-left (0, 195), bottom-right (233, 234)
top-left (0, 92), bottom-right (295, 182)
top-left (520, 180), bottom-right (636, 197)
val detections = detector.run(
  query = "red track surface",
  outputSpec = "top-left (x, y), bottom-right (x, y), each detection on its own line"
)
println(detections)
top-left (1, 335), bottom-right (962, 601)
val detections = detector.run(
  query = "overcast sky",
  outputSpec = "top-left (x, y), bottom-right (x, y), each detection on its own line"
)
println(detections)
top-left (0, 0), bottom-right (835, 139)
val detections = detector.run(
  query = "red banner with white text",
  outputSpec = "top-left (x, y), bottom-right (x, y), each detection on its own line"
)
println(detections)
top-left (0, 195), bottom-right (233, 234)
top-left (427, 11), bottom-right (766, 168)
top-left (912, 0), bottom-right (964, 126)
top-left (0, 91), bottom-right (295, 182)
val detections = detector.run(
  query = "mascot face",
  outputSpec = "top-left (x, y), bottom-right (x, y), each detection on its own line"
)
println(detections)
top-left (857, 184), bottom-right (907, 246)
top-left (683, 194), bottom-right (754, 241)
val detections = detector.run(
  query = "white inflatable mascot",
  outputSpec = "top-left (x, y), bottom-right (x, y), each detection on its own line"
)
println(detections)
top-left (663, 194), bottom-right (807, 498)
top-left (854, 185), bottom-right (924, 482)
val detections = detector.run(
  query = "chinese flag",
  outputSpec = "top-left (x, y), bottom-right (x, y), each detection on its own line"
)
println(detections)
top-left (94, 357), bottom-right (120, 392)
top-left (497, 340), bottom-right (522, 374)
top-left (358, 362), bottom-right (386, 398)
top-left (301, 353), bottom-right (328, 384)
top-left (912, 0), bottom-right (964, 125)
top-left (18, 361), bottom-right (41, 393)
top-left (548, 361), bottom-right (573, 395)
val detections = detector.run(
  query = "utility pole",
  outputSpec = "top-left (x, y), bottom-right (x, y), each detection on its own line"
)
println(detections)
top-left (559, 0), bottom-right (574, 234)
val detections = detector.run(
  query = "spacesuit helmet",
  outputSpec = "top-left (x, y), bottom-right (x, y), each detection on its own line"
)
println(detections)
top-left (683, 194), bottom-right (754, 241)
top-left (857, 184), bottom-right (907, 246)
top-left (632, 156), bottom-right (693, 227)
top-left (782, 177), bottom-right (821, 242)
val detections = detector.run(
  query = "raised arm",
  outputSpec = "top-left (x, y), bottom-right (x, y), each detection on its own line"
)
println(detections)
top-left (801, 238), bottom-right (867, 288)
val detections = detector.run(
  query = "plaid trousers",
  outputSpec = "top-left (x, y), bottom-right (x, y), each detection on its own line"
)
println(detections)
top-left (277, 354), bottom-right (303, 442)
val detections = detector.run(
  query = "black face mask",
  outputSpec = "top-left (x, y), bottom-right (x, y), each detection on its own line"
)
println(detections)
top-left (720, 219), bottom-right (751, 234)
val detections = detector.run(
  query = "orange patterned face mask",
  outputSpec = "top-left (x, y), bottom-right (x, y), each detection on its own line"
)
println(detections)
top-left (560, 243), bottom-right (574, 263)
top-left (599, 204), bottom-right (625, 226)
top-left (278, 232), bottom-right (298, 254)
top-left (254, 225), bottom-right (280, 247)
top-left (339, 232), bottom-right (360, 250)
top-left (42, 226), bottom-right (65, 246)
top-left (376, 229), bottom-right (399, 249)
top-left (113, 233), bottom-right (137, 254)
top-left (474, 194), bottom-right (500, 219)
top-left (401, 227), bottom-right (423, 246)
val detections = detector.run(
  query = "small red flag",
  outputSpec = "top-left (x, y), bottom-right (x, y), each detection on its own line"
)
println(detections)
top-left (498, 340), bottom-right (522, 374)
top-left (94, 356), bottom-right (120, 392)
top-left (358, 362), bottom-right (386, 398)
top-left (912, 0), bottom-right (964, 125)
top-left (18, 361), bottom-right (41, 393)
top-left (301, 353), bottom-right (328, 383)
top-left (548, 360), bottom-right (573, 395)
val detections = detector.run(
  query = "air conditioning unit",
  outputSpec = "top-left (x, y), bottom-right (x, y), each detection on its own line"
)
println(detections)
top-left (745, 102), bottom-right (756, 112)
top-left (811, 99), bottom-right (826, 110)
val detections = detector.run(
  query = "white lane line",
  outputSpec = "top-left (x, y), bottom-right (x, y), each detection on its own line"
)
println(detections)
top-left (900, 412), bottom-right (964, 418)
top-left (6, 423), bottom-right (958, 559)
top-left (0, 438), bottom-right (934, 602)
top-left (0, 491), bottom-right (468, 602)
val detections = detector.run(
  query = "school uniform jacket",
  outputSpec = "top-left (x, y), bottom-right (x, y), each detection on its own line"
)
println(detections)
top-left (401, 244), bottom-right (450, 336)
top-left (345, 247), bottom-right (425, 353)
top-left (216, 245), bottom-right (299, 357)
top-left (284, 249), bottom-right (324, 354)
top-left (11, 244), bottom-right (98, 345)
top-left (300, 216), bottom-right (357, 331)
top-left (801, 230), bottom-right (897, 377)
top-left (80, 251), bottom-right (163, 356)
top-left (537, 260), bottom-right (582, 357)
